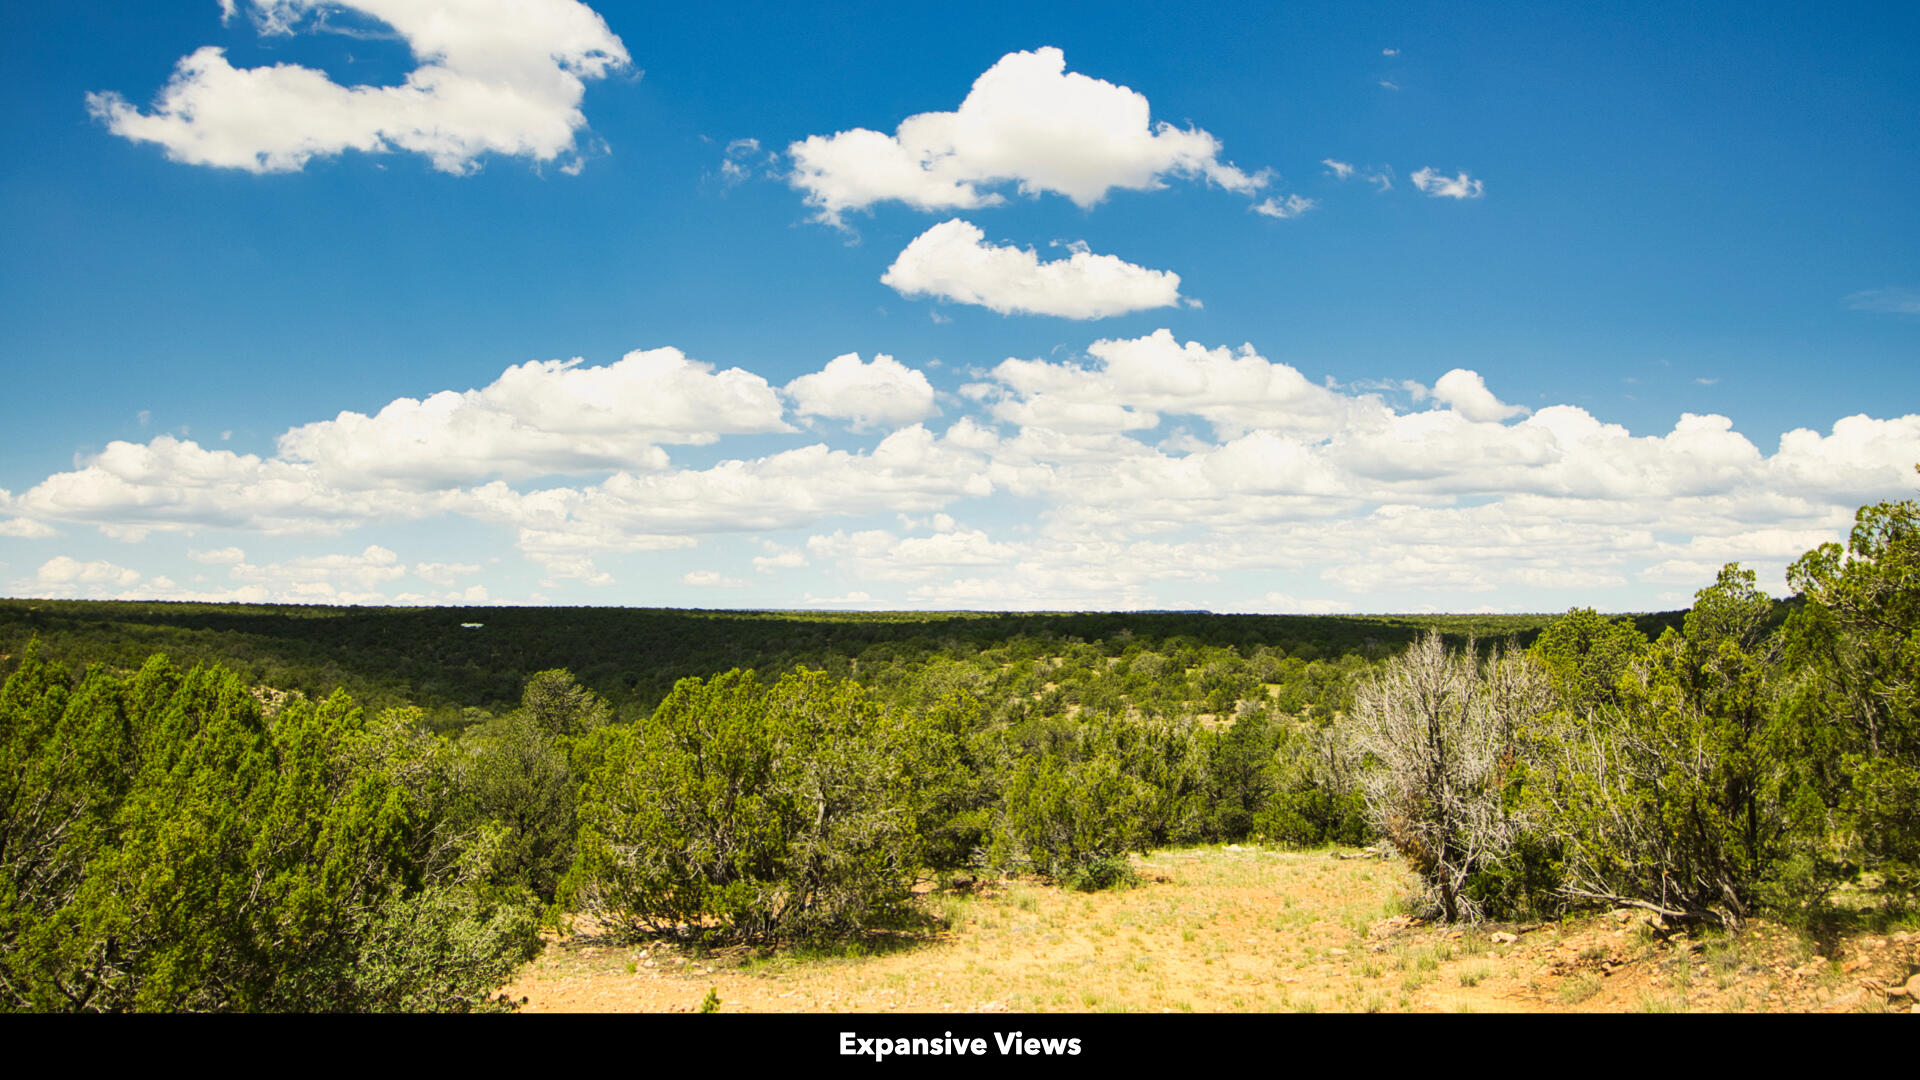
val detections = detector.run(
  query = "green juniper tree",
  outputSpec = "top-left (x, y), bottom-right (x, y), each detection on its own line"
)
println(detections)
top-left (0, 651), bottom-right (539, 1012)
top-left (1782, 482), bottom-right (1920, 894)
top-left (1538, 566), bottom-right (1817, 926)
top-left (566, 669), bottom-right (933, 942)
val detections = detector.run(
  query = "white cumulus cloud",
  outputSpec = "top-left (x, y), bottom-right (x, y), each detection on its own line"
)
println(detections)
top-left (278, 347), bottom-right (793, 486)
top-left (881, 219), bottom-right (1183, 319)
top-left (36, 556), bottom-right (142, 590)
top-left (978, 329), bottom-right (1360, 440)
top-left (784, 353), bottom-right (940, 430)
top-left (1431, 369), bottom-right (1529, 422)
top-left (788, 47), bottom-right (1266, 226)
top-left (10, 326), bottom-right (1918, 613)
top-left (87, 0), bottom-right (629, 174)
top-left (228, 544), bottom-right (406, 599)
top-left (0, 518), bottom-right (57, 539)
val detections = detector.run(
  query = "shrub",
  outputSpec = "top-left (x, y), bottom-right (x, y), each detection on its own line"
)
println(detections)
top-left (0, 650), bottom-right (540, 1012)
top-left (1347, 632), bottom-right (1553, 921)
top-left (449, 670), bottom-right (609, 903)
top-left (1253, 713), bottom-right (1371, 848)
top-left (566, 669), bottom-right (932, 942)
top-left (1535, 566), bottom-right (1819, 926)
top-left (1783, 486), bottom-right (1920, 895)
top-left (1059, 853), bottom-right (1140, 892)
top-left (998, 750), bottom-right (1150, 887)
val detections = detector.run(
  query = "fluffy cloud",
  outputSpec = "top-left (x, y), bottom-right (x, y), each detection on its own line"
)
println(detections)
top-left (788, 47), bottom-right (1267, 225)
top-left (976, 329), bottom-right (1359, 440)
top-left (227, 544), bottom-right (406, 600)
top-left (87, 0), bottom-right (629, 174)
top-left (806, 527), bottom-right (1016, 583)
top-left (881, 220), bottom-right (1183, 319)
top-left (1431, 369), bottom-right (1528, 422)
top-left (9, 329), bottom-right (1918, 613)
top-left (16, 436), bottom-right (446, 535)
top-left (36, 556), bottom-right (142, 590)
top-left (278, 348), bottom-right (793, 486)
top-left (1411, 167), bottom-right (1485, 199)
top-left (785, 353), bottom-right (940, 430)
top-left (752, 545), bottom-right (807, 573)
top-left (1765, 414), bottom-right (1920, 502)
top-left (0, 519), bottom-right (57, 539)
top-left (22, 542), bottom-right (441, 605)
top-left (474, 424), bottom-right (994, 542)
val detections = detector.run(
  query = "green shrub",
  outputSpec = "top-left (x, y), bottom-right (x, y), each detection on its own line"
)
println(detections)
top-left (565, 668), bottom-right (932, 942)
top-left (998, 751), bottom-right (1150, 886)
top-left (448, 670), bottom-right (610, 903)
top-left (1059, 853), bottom-right (1141, 892)
top-left (1535, 567), bottom-right (1818, 926)
top-left (0, 650), bottom-right (539, 1012)
top-left (1783, 486), bottom-right (1920, 895)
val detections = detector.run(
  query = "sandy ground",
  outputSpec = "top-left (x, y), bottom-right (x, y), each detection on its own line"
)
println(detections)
top-left (503, 845), bottom-right (1920, 1014)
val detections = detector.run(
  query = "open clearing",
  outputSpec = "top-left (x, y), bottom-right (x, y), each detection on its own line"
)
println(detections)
top-left (505, 846), bottom-right (1920, 1014)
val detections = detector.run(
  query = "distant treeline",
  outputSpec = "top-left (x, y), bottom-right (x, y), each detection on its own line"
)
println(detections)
top-left (0, 600), bottom-right (1687, 728)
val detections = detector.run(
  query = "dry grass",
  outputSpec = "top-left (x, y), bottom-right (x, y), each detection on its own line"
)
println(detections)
top-left (503, 845), bottom-right (1920, 1014)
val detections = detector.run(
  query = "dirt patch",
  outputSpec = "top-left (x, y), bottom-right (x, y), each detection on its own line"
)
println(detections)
top-left (503, 846), bottom-right (1920, 1014)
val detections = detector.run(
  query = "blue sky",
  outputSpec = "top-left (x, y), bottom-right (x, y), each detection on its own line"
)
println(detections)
top-left (2, 0), bottom-right (1916, 612)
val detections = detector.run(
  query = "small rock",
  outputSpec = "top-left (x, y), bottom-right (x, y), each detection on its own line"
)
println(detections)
top-left (1611, 909), bottom-right (1633, 923)
top-left (1491, 932), bottom-right (1518, 945)
top-left (1906, 973), bottom-right (1920, 998)
top-left (1328, 948), bottom-right (1349, 957)
top-left (1843, 957), bottom-right (1870, 973)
